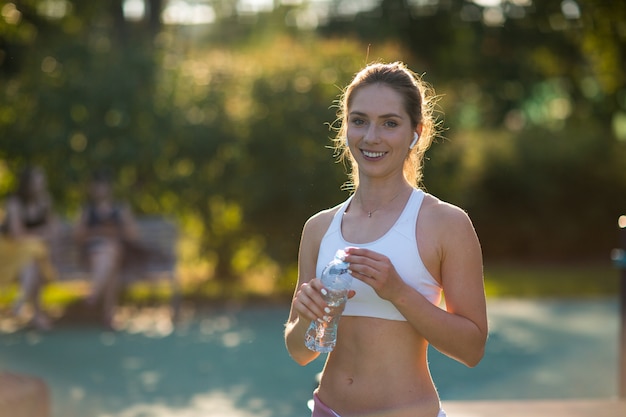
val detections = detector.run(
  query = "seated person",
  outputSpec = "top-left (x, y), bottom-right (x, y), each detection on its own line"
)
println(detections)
top-left (73, 171), bottom-right (138, 328)
top-left (0, 166), bottom-right (58, 330)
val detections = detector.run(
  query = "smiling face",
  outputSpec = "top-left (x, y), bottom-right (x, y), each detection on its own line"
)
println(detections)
top-left (333, 62), bottom-right (437, 189)
top-left (346, 83), bottom-right (416, 182)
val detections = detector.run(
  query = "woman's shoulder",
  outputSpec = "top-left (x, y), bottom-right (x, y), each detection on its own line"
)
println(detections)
top-left (305, 203), bottom-right (341, 229)
top-left (302, 203), bottom-right (343, 241)
top-left (5, 194), bottom-right (23, 211)
top-left (420, 192), bottom-right (475, 232)
top-left (299, 203), bottom-right (343, 265)
top-left (5, 193), bottom-right (20, 204)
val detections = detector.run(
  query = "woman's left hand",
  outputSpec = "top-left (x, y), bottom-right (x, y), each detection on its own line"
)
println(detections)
top-left (343, 247), bottom-right (406, 302)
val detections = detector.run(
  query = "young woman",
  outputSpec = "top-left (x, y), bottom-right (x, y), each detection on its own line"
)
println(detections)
top-left (0, 166), bottom-right (58, 330)
top-left (73, 171), bottom-right (138, 328)
top-left (285, 62), bottom-right (488, 417)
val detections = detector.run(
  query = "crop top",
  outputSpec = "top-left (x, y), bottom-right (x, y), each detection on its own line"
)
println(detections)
top-left (1, 199), bottom-right (49, 234)
top-left (315, 188), bottom-right (442, 321)
top-left (86, 204), bottom-right (122, 229)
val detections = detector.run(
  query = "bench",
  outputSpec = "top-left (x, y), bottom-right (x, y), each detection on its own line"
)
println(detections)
top-left (50, 216), bottom-right (181, 317)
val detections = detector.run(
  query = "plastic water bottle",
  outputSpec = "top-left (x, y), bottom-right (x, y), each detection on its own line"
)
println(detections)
top-left (305, 249), bottom-right (352, 353)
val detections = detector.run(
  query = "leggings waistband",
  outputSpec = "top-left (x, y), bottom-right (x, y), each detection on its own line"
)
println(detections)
top-left (311, 393), bottom-right (447, 417)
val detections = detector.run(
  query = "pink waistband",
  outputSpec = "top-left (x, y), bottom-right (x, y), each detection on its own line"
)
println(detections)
top-left (311, 393), bottom-right (340, 417)
top-left (311, 393), bottom-right (447, 417)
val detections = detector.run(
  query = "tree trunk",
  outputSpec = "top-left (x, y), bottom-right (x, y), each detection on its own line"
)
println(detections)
top-left (146, 0), bottom-right (163, 37)
top-left (110, 0), bottom-right (128, 44)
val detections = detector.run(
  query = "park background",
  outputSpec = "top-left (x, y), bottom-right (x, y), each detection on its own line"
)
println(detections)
top-left (1, 1), bottom-right (626, 416)
top-left (1, 0), bottom-right (625, 299)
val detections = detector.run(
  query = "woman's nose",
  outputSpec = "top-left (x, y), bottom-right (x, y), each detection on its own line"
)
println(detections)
top-left (363, 126), bottom-right (379, 144)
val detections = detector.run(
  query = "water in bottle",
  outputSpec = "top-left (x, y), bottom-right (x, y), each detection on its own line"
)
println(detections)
top-left (305, 249), bottom-right (352, 353)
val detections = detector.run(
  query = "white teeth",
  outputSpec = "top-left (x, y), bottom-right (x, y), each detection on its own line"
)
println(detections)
top-left (363, 150), bottom-right (385, 158)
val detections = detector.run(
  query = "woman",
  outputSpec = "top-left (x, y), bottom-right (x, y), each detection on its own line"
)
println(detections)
top-left (0, 166), bottom-right (58, 330)
top-left (285, 62), bottom-right (488, 417)
top-left (73, 171), bottom-right (138, 328)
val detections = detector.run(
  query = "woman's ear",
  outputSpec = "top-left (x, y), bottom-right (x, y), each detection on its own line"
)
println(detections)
top-left (409, 132), bottom-right (419, 149)
top-left (409, 124), bottom-right (424, 150)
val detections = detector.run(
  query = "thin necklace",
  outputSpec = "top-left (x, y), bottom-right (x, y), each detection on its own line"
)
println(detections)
top-left (358, 189), bottom-right (404, 218)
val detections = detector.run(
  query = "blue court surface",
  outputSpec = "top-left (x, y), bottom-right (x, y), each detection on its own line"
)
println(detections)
top-left (0, 297), bottom-right (619, 417)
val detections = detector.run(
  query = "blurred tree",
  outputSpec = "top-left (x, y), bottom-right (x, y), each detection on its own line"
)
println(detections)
top-left (320, 0), bottom-right (626, 262)
top-left (1, 0), bottom-right (625, 291)
top-left (0, 0), bottom-right (407, 285)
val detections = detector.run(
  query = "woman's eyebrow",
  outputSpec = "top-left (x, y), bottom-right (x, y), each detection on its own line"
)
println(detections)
top-left (349, 111), bottom-right (404, 119)
top-left (378, 112), bottom-right (403, 119)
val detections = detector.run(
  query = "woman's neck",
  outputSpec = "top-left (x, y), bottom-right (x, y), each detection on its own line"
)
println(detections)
top-left (353, 179), bottom-right (413, 218)
top-left (357, 175), bottom-right (412, 199)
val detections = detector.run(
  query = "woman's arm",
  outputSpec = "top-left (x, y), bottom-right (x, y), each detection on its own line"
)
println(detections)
top-left (285, 210), bottom-right (335, 366)
top-left (29, 196), bottom-right (57, 240)
top-left (345, 201), bottom-right (488, 367)
top-left (119, 204), bottom-right (139, 242)
top-left (5, 197), bottom-right (25, 238)
top-left (432, 205), bottom-right (487, 366)
top-left (399, 203), bottom-right (487, 366)
top-left (72, 208), bottom-right (89, 243)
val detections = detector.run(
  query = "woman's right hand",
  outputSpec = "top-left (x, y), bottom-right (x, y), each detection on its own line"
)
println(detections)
top-left (293, 278), bottom-right (329, 324)
top-left (293, 278), bottom-right (355, 324)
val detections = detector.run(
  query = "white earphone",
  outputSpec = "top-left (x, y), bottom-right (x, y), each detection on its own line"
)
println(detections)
top-left (409, 132), bottom-right (419, 149)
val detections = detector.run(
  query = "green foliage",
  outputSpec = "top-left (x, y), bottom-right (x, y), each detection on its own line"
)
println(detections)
top-left (0, 0), bottom-right (411, 286)
top-left (426, 122), bottom-right (626, 262)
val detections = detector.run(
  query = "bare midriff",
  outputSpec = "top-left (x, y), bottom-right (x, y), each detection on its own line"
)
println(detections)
top-left (316, 316), bottom-right (441, 417)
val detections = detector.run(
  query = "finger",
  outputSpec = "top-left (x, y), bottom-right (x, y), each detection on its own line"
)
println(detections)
top-left (297, 282), bottom-right (331, 320)
top-left (345, 246), bottom-right (385, 261)
top-left (349, 271), bottom-right (374, 288)
top-left (295, 301), bottom-right (318, 322)
top-left (306, 280), bottom-right (330, 304)
top-left (345, 255), bottom-right (383, 275)
top-left (295, 296), bottom-right (323, 322)
top-left (349, 263), bottom-right (378, 280)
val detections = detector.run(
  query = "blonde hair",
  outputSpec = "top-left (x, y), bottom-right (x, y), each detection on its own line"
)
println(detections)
top-left (331, 61), bottom-right (440, 190)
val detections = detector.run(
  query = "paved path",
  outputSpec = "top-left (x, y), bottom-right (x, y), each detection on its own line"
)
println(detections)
top-left (443, 399), bottom-right (626, 417)
top-left (0, 298), bottom-right (620, 417)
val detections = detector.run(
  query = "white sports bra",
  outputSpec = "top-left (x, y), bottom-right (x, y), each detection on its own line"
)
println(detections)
top-left (316, 188), bottom-right (442, 321)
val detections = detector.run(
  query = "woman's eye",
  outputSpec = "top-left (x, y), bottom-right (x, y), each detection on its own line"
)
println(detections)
top-left (384, 120), bottom-right (398, 128)
top-left (351, 118), bottom-right (365, 126)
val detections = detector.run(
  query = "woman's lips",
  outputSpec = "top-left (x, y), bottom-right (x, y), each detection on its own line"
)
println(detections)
top-left (361, 149), bottom-right (387, 159)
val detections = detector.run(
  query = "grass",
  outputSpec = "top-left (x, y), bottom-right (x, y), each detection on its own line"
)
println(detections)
top-left (483, 262), bottom-right (621, 298)
top-left (0, 281), bottom-right (89, 311)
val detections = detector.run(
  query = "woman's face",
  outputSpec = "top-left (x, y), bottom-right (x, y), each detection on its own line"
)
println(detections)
top-left (346, 83), bottom-right (415, 180)
top-left (90, 181), bottom-right (111, 201)
top-left (29, 169), bottom-right (47, 195)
